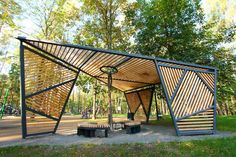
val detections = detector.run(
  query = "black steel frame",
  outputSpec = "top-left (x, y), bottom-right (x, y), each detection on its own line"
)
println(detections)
top-left (18, 36), bottom-right (217, 137)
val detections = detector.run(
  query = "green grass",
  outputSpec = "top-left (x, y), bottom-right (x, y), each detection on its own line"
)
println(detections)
top-left (0, 137), bottom-right (235, 157)
top-left (149, 115), bottom-right (236, 132)
top-left (216, 116), bottom-right (236, 132)
top-left (0, 115), bottom-right (235, 157)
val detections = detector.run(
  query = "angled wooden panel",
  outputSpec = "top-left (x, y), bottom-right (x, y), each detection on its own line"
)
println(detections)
top-left (24, 48), bottom-right (77, 96)
top-left (197, 72), bottom-right (214, 91)
top-left (157, 61), bottom-right (216, 136)
top-left (159, 66), bottom-right (184, 99)
top-left (134, 105), bottom-right (146, 121)
top-left (138, 88), bottom-right (153, 115)
top-left (22, 46), bottom-right (78, 137)
top-left (171, 71), bottom-right (214, 119)
top-left (26, 81), bottom-right (74, 119)
top-left (125, 92), bottom-right (141, 113)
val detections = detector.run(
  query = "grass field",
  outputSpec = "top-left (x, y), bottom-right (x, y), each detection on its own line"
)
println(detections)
top-left (149, 115), bottom-right (236, 132)
top-left (0, 116), bottom-right (235, 157)
top-left (0, 137), bottom-right (235, 157)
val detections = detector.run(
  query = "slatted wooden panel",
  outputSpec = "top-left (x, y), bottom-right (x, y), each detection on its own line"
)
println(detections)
top-left (177, 109), bottom-right (214, 133)
top-left (26, 81), bottom-right (73, 118)
top-left (138, 88), bottom-right (153, 115)
top-left (23, 46), bottom-right (77, 135)
top-left (81, 53), bottom-right (126, 76)
top-left (125, 88), bottom-right (154, 121)
top-left (159, 67), bottom-right (184, 99)
top-left (99, 58), bottom-right (159, 85)
top-left (197, 72), bottom-right (215, 91)
top-left (24, 48), bottom-right (77, 95)
top-left (26, 111), bottom-right (57, 135)
top-left (171, 71), bottom-right (214, 118)
top-left (158, 64), bottom-right (215, 135)
top-left (125, 92), bottom-right (141, 113)
top-left (98, 77), bottom-right (148, 91)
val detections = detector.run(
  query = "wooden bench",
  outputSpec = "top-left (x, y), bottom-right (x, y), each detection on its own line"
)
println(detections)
top-left (112, 120), bottom-right (130, 130)
top-left (125, 122), bottom-right (141, 134)
top-left (77, 123), bottom-right (109, 137)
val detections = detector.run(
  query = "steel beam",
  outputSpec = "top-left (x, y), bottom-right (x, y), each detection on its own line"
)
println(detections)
top-left (23, 42), bottom-right (79, 72)
top-left (24, 46), bottom-right (77, 73)
top-left (155, 60), bottom-right (180, 136)
top-left (213, 69), bottom-right (217, 133)
top-left (26, 107), bottom-right (59, 121)
top-left (25, 78), bottom-right (76, 99)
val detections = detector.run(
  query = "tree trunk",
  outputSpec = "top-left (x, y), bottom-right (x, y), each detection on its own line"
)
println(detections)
top-left (108, 73), bottom-right (113, 130)
top-left (92, 80), bottom-right (97, 120)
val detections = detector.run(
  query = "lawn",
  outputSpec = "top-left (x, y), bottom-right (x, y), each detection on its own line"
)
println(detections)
top-left (0, 137), bottom-right (235, 157)
top-left (0, 115), bottom-right (235, 157)
top-left (149, 115), bottom-right (236, 132)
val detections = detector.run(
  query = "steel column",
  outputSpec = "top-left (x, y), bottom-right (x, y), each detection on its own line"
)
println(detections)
top-left (154, 60), bottom-right (179, 136)
top-left (213, 69), bottom-right (217, 133)
top-left (20, 41), bottom-right (27, 139)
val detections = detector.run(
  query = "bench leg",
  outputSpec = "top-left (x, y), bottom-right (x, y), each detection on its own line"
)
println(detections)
top-left (105, 129), bottom-right (108, 137)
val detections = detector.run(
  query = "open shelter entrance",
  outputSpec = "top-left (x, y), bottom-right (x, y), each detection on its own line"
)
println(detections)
top-left (17, 36), bottom-right (217, 138)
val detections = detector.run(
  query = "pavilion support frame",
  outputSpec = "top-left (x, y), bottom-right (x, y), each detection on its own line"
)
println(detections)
top-left (18, 37), bottom-right (218, 137)
top-left (20, 43), bottom-right (79, 138)
top-left (155, 60), bottom-right (217, 136)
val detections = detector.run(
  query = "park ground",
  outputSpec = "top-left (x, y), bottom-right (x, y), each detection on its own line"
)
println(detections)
top-left (0, 115), bottom-right (235, 157)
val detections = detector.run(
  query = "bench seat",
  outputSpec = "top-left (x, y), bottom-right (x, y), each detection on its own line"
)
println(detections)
top-left (77, 123), bottom-right (109, 137)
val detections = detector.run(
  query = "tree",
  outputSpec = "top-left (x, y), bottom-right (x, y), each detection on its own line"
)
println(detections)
top-left (203, 0), bottom-right (236, 115)
top-left (126, 0), bottom-right (210, 63)
top-left (126, 0), bottom-right (236, 115)
top-left (22, 0), bottom-right (80, 41)
top-left (74, 0), bottom-right (132, 51)
top-left (0, 0), bottom-right (21, 32)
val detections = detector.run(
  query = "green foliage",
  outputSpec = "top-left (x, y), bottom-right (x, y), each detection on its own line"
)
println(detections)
top-left (22, 0), bottom-right (80, 41)
top-left (74, 0), bottom-right (133, 51)
top-left (0, 0), bottom-right (21, 30)
top-left (126, 0), bottom-right (236, 112)
top-left (8, 63), bottom-right (20, 106)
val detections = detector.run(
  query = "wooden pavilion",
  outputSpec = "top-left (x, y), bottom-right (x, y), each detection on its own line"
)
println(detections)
top-left (17, 36), bottom-right (217, 138)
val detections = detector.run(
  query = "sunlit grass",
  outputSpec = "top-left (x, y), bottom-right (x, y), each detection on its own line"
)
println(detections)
top-left (0, 137), bottom-right (235, 157)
